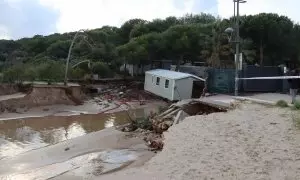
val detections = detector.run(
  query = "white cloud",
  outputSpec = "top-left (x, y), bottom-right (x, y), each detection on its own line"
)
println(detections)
top-left (0, 0), bottom-right (58, 39)
top-left (217, 0), bottom-right (300, 23)
top-left (4, 0), bottom-right (299, 38)
top-left (40, 0), bottom-right (195, 33)
top-left (0, 25), bottom-right (11, 40)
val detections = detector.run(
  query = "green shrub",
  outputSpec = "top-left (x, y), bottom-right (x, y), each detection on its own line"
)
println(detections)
top-left (276, 100), bottom-right (288, 108)
top-left (36, 61), bottom-right (65, 82)
top-left (17, 83), bottom-right (32, 93)
top-left (2, 65), bottom-right (25, 83)
top-left (2, 61), bottom-right (66, 83)
top-left (70, 68), bottom-right (86, 79)
top-left (133, 117), bottom-right (152, 130)
top-left (293, 101), bottom-right (300, 110)
top-left (23, 66), bottom-right (38, 82)
top-left (92, 62), bottom-right (114, 78)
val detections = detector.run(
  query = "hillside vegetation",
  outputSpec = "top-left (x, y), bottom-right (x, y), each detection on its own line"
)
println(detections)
top-left (0, 13), bottom-right (299, 82)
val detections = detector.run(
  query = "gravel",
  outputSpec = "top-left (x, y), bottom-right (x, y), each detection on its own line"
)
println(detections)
top-left (100, 103), bottom-right (300, 180)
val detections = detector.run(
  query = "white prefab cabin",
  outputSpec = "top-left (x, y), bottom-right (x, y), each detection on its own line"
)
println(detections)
top-left (144, 69), bottom-right (205, 101)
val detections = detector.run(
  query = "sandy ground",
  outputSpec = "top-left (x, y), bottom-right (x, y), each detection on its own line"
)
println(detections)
top-left (2, 92), bottom-right (299, 179)
top-left (246, 93), bottom-right (299, 104)
top-left (0, 93), bottom-right (26, 101)
top-left (201, 93), bottom-right (299, 106)
top-left (100, 103), bottom-right (300, 180)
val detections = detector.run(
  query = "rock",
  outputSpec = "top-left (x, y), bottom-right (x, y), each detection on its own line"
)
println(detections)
top-left (151, 116), bottom-right (175, 133)
top-left (164, 120), bottom-right (173, 128)
top-left (122, 124), bottom-right (137, 132)
top-left (149, 140), bottom-right (164, 151)
top-left (135, 128), bottom-right (147, 133)
top-left (144, 133), bottom-right (161, 142)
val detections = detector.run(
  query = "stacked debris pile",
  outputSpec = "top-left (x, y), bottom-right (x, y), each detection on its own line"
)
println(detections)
top-left (120, 111), bottom-right (157, 132)
top-left (90, 81), bottom-right (161, 104)
top-left (151, 100), bottom-right (227, 133)
top-left (121, 100), bottom-right (227, 151)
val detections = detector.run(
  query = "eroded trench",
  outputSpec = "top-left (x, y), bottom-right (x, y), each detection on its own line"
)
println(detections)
top-left (152, 100), bottom-right (228, 132)
top-left (180, 101), bottom-right (227, 116)
top-left (124, 100), bottom-right (228, 151)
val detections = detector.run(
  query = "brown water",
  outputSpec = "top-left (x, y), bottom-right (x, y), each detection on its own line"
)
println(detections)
top-left (0, 108), bottom-right (153, 160)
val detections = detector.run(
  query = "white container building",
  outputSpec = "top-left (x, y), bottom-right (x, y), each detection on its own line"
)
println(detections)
top-left (144, 69), bottom-right (205, 101)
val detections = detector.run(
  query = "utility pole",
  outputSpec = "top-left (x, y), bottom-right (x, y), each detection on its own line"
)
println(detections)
top-left (235, 0), bottom-right (240, 96)
top-left (233, 0), bottom-right (246, 96)
top-left (225, 0), bottom-right (246, 96)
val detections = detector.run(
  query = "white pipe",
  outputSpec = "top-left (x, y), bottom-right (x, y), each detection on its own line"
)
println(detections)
top-left (238, 76), bottom-right (300, 80)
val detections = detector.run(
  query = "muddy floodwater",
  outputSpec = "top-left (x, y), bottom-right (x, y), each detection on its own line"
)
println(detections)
top-left (0, 108), bottom-right (154, 160)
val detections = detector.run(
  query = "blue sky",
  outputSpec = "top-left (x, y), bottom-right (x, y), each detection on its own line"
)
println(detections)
top-left (1, 0), bottom-right (299, 39)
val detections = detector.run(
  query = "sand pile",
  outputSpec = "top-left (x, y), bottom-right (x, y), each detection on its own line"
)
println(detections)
top-left (100, 103), bottom-right (300, 180)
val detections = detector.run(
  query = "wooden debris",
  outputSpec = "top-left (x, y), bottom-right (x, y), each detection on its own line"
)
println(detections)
top-left (158, 107), bottom-right (177, 118)
top-left (173, 110), bottom-right (183, 125)
top-left (162, 108), bottom-right (180, 119)
top-left (121, 99), bottom-right (228, 151)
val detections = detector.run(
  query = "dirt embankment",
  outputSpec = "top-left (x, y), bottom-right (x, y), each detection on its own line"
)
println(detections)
top-left (0, 86), bottom-right (84, 113)
top-left (0, 84), bottom-right (18, 95)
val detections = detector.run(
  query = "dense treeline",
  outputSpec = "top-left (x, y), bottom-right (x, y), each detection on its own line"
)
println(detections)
top-left (0, 13), bottom-right (300, 82)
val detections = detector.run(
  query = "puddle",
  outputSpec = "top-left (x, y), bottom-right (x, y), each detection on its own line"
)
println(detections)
top-left (0, 149), bottom-right (140, 180)
top-left (0, 108), bottom-right (157, 159)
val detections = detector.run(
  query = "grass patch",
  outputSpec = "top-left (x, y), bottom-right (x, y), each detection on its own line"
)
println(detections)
top-left (276, 100), bottom-right (288, 108)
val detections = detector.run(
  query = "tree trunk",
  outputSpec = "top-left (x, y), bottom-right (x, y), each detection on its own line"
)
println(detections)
top-left (149, 54), bottom-right (153, 69)
top-left (176, 55), bottom-right (183, 71)
top-left (124, 62), bottom-right (127, 78)
top-left (260, 40), bottom-right (264, 67)
top-left (132, 65), bottom-right (134, 77)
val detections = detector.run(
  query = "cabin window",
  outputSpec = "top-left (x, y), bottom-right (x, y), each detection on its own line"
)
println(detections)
top-left (165, 79), bottom-right (169, 88)
top-left (156, 77), bottom-right (160, 85)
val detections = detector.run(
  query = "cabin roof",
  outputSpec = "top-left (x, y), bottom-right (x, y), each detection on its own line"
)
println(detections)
top-left (146, 69), bottom-right (205, 81)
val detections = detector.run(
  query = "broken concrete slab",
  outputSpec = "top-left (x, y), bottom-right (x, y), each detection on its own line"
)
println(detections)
top-left (234, 96), bottom-right (276, 106)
